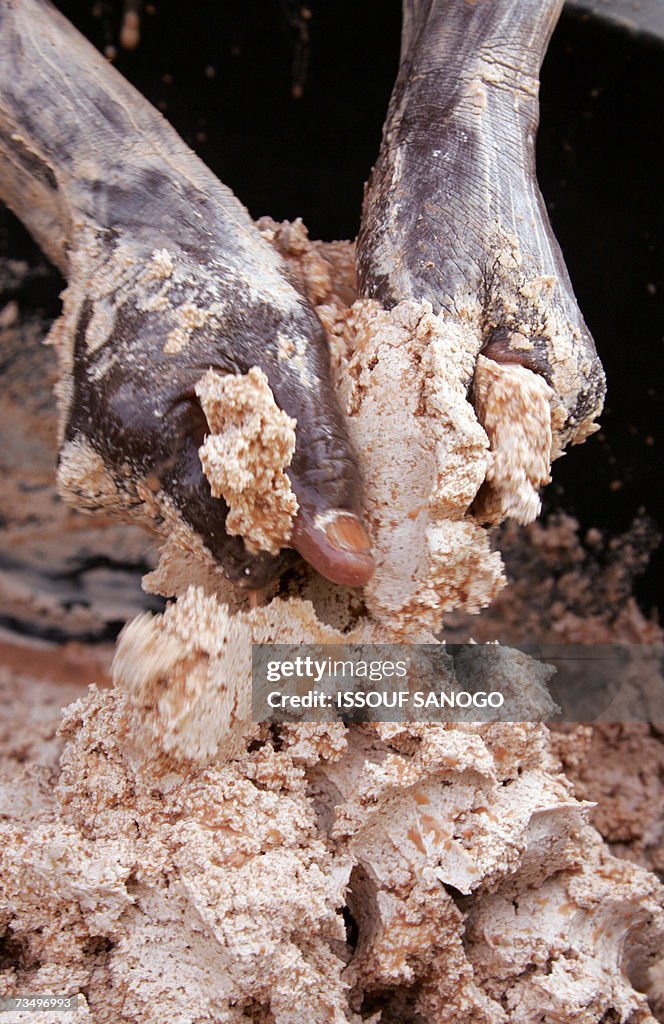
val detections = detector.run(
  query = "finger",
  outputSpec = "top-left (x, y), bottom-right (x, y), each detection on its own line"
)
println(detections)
top-left (480, 320), bottom-right (606, 446)
top-left (264, 351), bottom-right (375, 588)
top-left (290, 509), bottom-right (375, 588)
top-left (481, 327), bottom-right (553, 379)
top-left (69, 324), bottom-right (290, 587)
top-left (93, 308), bottom-right (375, 588)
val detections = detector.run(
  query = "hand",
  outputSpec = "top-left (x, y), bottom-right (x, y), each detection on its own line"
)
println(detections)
top-left (0, 0), bottom-right (374, 591)
top-left (357, 0), bottom-right (605, 453)
top-left (58, 223), bottom-right (374, 590)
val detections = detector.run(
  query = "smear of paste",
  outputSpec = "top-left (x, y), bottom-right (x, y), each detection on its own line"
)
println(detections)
top-left (196, 366), bottom-right (299, 556)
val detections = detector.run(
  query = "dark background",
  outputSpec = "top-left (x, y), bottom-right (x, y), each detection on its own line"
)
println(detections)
top-left (1, 0), bottom-right (662, 616)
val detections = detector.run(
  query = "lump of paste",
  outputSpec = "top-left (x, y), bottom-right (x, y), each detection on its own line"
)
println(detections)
top-left (263, 220), bottom-right (558, 636)
top-left (112, 584), bottom-right (381, 765)
top-left (196, 366), bottom-right (299, 555)
top-left (334, 298), bottom-right (505, 637)
top-left (472, 354), bottom-right (554, 526)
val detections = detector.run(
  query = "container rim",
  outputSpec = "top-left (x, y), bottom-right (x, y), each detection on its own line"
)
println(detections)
top-left (565, 0), bottom-right (664, 43)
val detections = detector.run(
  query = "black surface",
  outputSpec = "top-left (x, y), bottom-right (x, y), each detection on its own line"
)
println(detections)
top-left (539, 13), bottom-right (664, 615)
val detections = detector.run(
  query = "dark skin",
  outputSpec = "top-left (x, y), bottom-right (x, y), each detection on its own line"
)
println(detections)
top-left (0, 0), bottom-right (374, 590)
top-left (358, 0), bottom-right (605, 446)
top-left (63, 233), bottom-right (374, 590)
top-left (0, 0), bottom-right (604, 592)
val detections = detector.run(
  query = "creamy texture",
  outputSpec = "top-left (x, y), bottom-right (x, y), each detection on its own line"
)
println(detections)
top-left (2, 661), bottom-right (662, 1023)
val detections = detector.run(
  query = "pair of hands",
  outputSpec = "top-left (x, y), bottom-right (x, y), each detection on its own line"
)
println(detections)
top-left (1, 0), bottom-right (603, 593)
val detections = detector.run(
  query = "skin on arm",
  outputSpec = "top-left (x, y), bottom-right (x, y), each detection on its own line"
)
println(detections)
top-left (0, 0), bottom-right (374, 589)
top-left (358, 0), bottom-right (605, 448)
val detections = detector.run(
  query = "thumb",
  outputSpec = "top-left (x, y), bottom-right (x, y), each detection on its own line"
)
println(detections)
top-left (278, 376), bottom-right (375, 587)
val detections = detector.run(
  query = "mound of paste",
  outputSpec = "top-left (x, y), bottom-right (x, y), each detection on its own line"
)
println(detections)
top-left (2, 666), bottom-right (662, 1023)
top-left (6, 220), bottom-right (657, 1023)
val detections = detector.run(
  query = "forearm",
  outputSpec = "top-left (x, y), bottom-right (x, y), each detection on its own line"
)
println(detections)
top-left (0, 0), bottom-right (262, 274)
top-left (400, 0), bottom-right (563, 84)
top-left (359, 0), bottom-right (569, 306)
top-left (390, 0), bottom-right (564, 173)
